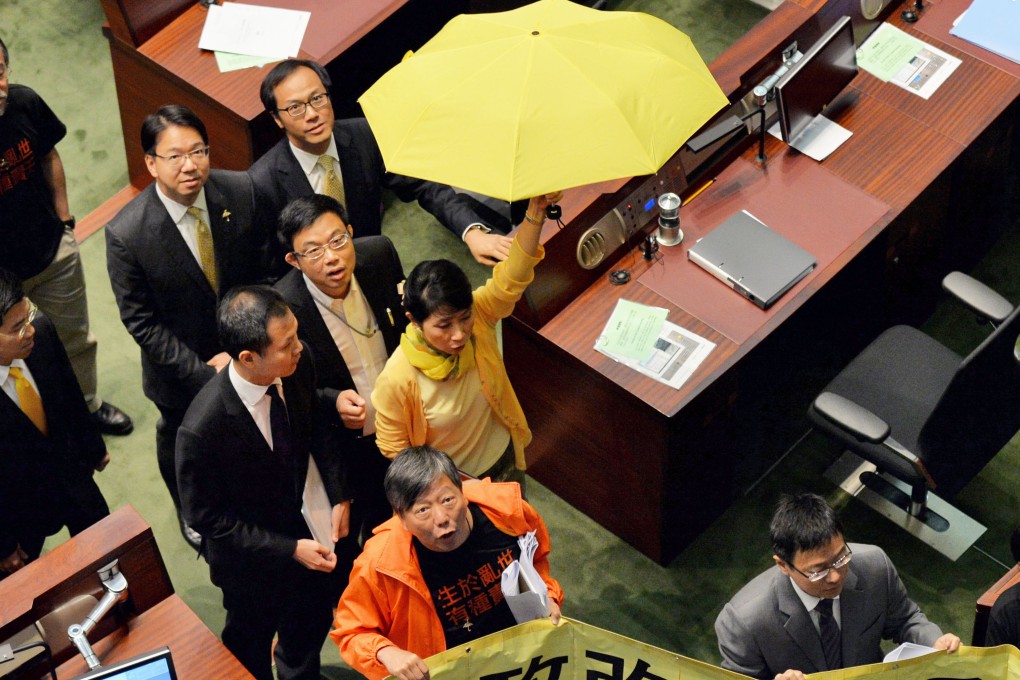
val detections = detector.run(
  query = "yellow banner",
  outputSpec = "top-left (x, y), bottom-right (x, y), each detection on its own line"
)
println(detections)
top-left (415, 619), bottom-right (1020, 680)
top-left (420, 617), bottom-right (755, 680)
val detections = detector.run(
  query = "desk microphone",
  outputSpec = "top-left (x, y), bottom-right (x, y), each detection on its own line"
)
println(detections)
top-left (902, 0), bottom-right (924, 22)
top-left (656, 193), bottom-right (683, 246)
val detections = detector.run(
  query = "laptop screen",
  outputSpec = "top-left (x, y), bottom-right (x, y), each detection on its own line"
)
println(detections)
top-left (73, 647), bottom-right (176, 680)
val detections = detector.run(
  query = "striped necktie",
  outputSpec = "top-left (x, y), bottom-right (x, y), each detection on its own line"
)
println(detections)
top-left (815, 598), bottom-right (842, 670)
top-left (9, 366), bottom-right (47, 434)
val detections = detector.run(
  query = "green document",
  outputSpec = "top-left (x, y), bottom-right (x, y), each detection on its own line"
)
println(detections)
top-left (214, 51), bottom-right (269, 73)
top-left (856, 23), bottom-right (924, 82)
top-left (596, 299), bottom-right (668, 362)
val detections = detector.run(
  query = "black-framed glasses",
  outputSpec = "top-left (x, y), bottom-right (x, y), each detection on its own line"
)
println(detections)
top-left (3, 299), bottom-right (37, 339)
top-left (293, 232), bottom-right (351, 262)
top-left (149, 146), bottom-right (211, 169)
top-left (277, 93), bottom-right (331, 118)
top-left (788, 544), bottom-right (852, 582)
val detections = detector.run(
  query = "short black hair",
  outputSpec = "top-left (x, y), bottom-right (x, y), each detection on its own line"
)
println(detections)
top-left (0, 267), bottom-right (24, 320)
top-left (260, 59), bottom-right (332, 115)
top-left (0, 36), bottom-right (9, 67)
top-left (403, 260), bottom-right (473, 324)
top-left (140, 105), bottom-right (208, 156)
top-left (384, 446), bottom-right (462, 516)
top-left (277, 194), bottom-right (349, 251)
top-left (770, 493), bottom-right (844, 565)
top-left (217, 285), bottom-right (291, 359)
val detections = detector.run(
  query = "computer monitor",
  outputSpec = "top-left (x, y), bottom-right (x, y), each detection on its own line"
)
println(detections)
top-left (775, 15), bottom-right (858, 145)
top-left (73, 647), bottom-right (177, 680)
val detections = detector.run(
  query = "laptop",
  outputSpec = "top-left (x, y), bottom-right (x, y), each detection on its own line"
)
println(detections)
top-left (687, 210), bottom-right (816, 310)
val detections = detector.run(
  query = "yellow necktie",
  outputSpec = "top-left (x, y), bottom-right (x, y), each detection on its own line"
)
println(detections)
top-left (330, 293), bottom-right (375, 361)
top-left (187, 207), bottom-right (218, 291)
top-left (9, 367), bottom-right (47, 434)
top-left (317, 155), bottom-right (346, 208)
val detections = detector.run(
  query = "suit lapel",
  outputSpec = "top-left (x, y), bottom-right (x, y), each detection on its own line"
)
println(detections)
top-left (280, 143), bottom-right (315, 197)
top-left (334, 123), bottom-right (367, 204)
top-left (205, 176), bottom-right (237, 296)
top-left (291, 278), bottom-right (354, 388)
top-left (778, 576), bottom-right (828, 673)
top-left (0, 376), bottom-right (46, 443)
top-left (144, 187), bottom-right (215, 295)
top-left (356, 254), bottom-right (402, 353)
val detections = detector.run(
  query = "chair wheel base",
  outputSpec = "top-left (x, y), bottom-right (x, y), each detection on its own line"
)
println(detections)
top-left (824, 452), bottom-right (986, 560)
top-left (858, 471), bottom-right (950, 532)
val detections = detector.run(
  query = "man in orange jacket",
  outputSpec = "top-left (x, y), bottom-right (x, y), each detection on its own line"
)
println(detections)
top-left (332, 445), bottom-right (564, 680)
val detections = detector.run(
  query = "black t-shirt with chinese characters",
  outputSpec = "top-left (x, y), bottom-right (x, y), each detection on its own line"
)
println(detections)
top-left (0, 84), bottom-right (68, 279)
top-left (414, 504), bottom-right (521, 649)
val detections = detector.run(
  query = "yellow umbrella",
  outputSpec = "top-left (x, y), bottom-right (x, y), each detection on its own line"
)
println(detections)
top-left (359, 0), bottom-right (728, 202)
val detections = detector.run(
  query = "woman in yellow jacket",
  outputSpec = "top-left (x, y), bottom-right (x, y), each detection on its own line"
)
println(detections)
top-left (371, 192), bottom-right (562, 487)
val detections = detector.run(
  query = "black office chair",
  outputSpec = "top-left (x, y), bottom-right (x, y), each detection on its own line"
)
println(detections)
top-left (808, 272), bottom-right (1020, 558)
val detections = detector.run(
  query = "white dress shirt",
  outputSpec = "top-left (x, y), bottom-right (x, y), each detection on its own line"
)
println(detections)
top-left (154, 183), bottom-right (211, 269)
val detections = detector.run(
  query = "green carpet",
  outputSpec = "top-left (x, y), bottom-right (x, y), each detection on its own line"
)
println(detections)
top-left (10, 0), bottom-right (1020, 678)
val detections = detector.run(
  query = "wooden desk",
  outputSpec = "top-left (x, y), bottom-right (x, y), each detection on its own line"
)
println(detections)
top-left (974, 564), bottom-right (1020, 646)
top-left (506, 0), bottom-right (1020, 563)
top-left (101, 0), bottom-right (465, 188)
top-left (0, 506), bottom-right (251, 679)
top-left (55, 595), bottom-right (252, 679)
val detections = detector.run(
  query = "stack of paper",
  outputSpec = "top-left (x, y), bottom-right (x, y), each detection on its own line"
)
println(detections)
top-left (500, 531), bottom-right (550, 623)
top-left (594, 299), bottom-right (715, 390)
top-left (950, 0), bottom-right (1020, 64)
top-left (198, 3), bottom-right (311, 72)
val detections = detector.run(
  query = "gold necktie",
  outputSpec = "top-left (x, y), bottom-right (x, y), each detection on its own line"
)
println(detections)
top-left (317, 155), bottom-right (346, 208)
top-left (187, 207), bottom-right (218, 291)
top-left (9, 367), bottom-right (47, 434)
top-left (330, 293), bottom-right (375, 361)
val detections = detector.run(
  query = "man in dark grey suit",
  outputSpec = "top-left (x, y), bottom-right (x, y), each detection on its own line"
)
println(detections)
top-left (248, 59), bottom-right (515, 268)
top-left (0, 267), bottom-right (109, 578)
top-left (274, 194), bottom-right (403, 541)
top-left (106, 105), bottom-right (271, 547)
top-left (176, 285), bottom-right (349, 680)
top-left (715, 493), bottom-right (960, 680)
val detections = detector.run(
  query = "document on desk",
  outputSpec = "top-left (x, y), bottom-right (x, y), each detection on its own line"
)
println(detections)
top-left (950, 0), bottom-right (1020, 64)
top-left (857, 23), bottom-right (960, 99)
top-left (595, 299), bottom-right (716, 390)
top-left (199, 3), bottom-right (310, 60)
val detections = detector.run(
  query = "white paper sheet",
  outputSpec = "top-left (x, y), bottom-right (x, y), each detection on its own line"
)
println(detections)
top-left (199, 3), bottom-right (310, 61)
top-left (883, 642), bottom-right (938, 662)
top-left (768, 116), bottom-right (853, 161)
top-left (500, 531), bottom-right (550, 623)
top-left (301, 456), bottom-right (334, 553)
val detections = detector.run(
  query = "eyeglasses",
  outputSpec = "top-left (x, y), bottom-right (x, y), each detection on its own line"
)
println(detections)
top-left (149, 146), bottom-right (211, 169)
top-left (788, 544), bottom-right (852, 582)
top-left (2, 299), bottom-right (37, 339)
top-left (277, 93), bottom-right (330, 118)
top-left (293, 232), bottom-right (351, 261)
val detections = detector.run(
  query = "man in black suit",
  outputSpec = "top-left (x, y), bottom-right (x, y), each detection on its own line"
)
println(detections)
top-left (249, 58), bottom-right (515, 268)
top-left (274, 194), bottom-right (403, 540)
top-left (106, 105), bottom-right (271, 547)
top-left (0, 267), bottom-right (109, 578)
top-left (176, 285), bottom-right (350, 680)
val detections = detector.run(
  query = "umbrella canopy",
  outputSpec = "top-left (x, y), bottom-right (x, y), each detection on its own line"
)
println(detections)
top-left (359, 0), bottom-right (729, 202)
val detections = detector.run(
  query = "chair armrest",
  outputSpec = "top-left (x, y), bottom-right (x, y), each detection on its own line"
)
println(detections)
top-left (813, 392), bottom-right (936, 490)
top-left (814, 392), bottom-right (890, 442)
top-left (943, 272), bottom-right (1013, 324)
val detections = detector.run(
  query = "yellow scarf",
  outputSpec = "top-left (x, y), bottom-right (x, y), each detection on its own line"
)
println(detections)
top-left (400, 322), bottom-right (475, 381)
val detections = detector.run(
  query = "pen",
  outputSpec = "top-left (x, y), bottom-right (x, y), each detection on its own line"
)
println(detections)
top-left (386, 307), bottom-right (395, 326)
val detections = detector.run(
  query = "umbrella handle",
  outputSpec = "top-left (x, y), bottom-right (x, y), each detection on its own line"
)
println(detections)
top-left (545, 204), bottom-right (562, 221)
